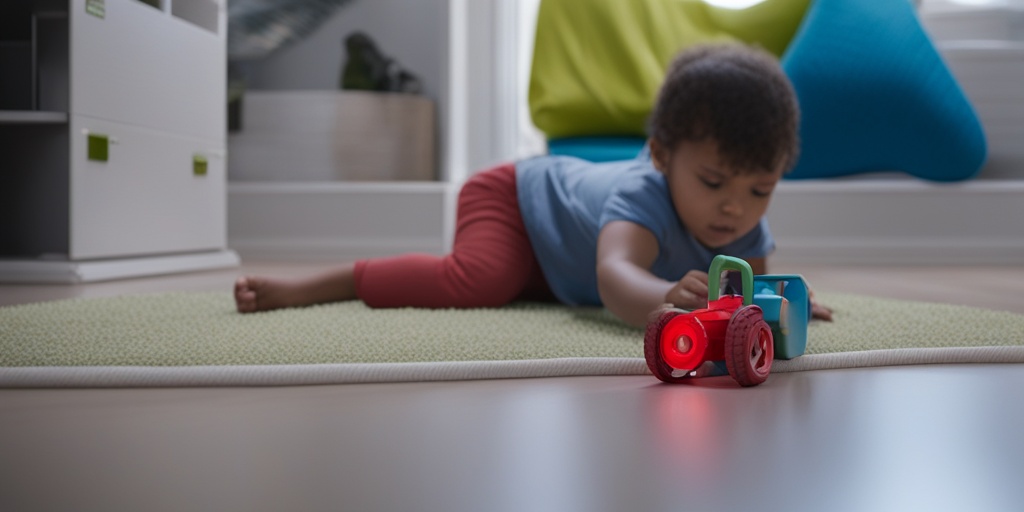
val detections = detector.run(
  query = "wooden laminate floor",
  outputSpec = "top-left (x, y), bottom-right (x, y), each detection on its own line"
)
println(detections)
top-left (1, 262), bottom-right (1023, 511)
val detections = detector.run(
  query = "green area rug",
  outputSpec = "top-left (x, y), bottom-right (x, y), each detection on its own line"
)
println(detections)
top-left (2, 292), bottom-right (1023, 387)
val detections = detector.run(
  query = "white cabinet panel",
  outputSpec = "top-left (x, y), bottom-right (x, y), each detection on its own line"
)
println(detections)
top-left (70, 0), bottom-right (225, 141)
top-left (70, 115), bottom-right (225, 259)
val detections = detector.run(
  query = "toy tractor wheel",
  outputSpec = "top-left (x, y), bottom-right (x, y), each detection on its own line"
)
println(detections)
top-left (724, 305), bottom-right (774, 387)
top-left (644, 307), bottom-right (708, 383)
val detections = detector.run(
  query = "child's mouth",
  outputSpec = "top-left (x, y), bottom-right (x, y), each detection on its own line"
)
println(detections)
top-left (698, 225), bottom-right (738, 249)
top-left (709, 225), bottom-right (736, 235)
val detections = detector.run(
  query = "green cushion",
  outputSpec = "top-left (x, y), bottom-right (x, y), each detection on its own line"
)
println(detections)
top-left (705, 0), bottom-right (812, 57)
top-left (529, 0), bottom-right (735, 139)
top-left (529, 0), bottom-right (811, 139)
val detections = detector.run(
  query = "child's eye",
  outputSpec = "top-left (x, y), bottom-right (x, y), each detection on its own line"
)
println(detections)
top-left (700, 177), bottom-right (722, 189)
top-left (752, 188), bottom-right (772, 198)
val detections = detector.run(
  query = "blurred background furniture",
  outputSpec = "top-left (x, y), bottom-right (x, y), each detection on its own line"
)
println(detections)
top-left (0, 0), bottom-right (235, 283)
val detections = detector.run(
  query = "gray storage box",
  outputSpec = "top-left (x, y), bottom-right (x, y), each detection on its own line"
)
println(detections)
top-left (228, 90), bottom-right (437, 182)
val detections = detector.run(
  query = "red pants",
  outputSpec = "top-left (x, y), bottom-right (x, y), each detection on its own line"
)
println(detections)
top-left (353, 164), bottom-right (553, 308)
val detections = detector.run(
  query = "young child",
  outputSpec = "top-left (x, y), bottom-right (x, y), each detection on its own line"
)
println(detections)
top-left (235, 43), bottom-right (833, 326)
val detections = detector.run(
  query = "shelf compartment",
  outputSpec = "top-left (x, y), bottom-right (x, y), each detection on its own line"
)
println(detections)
top-left (0, 2), bottom-right (69, 112)
top-left (0, 41), bottom-right (32, 110)
top-left (172, 0), bottom-right (219, 35)
top-left (0, 110), bottom-right (68, 123)
top-left (135, 0), bottom-right (163, 11)
top-left (0, 123), bottom-right (70, 258)
top-left (35, 10), bottom-right (69, 112)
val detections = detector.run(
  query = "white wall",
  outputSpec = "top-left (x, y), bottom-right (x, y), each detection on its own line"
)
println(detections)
top-left (241, 0), bottom-right (447, 98)
top-left (232, 0), bottom-right (527, 180)
top-left (237, 0), bottom-right (454, 177)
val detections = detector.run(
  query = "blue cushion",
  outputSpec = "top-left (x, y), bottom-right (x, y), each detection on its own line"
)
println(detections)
top-left (547, 136), bottom-right (647, 163)
top-left (781, 0), bottom-right (987, 181)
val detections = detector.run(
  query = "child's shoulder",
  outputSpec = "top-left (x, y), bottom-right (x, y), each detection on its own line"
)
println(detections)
top-left (518, 153), bottom-right (656, 177)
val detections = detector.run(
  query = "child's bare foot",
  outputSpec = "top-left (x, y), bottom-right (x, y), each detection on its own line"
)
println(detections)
top-left (234, 264), bottom-right (358, 313)
top-left (234, 276), bottom-right (306, 313)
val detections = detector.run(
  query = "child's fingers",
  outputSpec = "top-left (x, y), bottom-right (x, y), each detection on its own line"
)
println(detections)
top-left (666, 287), bottom-right (704, 310)
top-left (664, 272), bottom-right (712, 309)
top-left (812, 301), bottom-right (833, 321)
top-left (686, 270), bottom-right (709, 285)
top-left (685, 284), bottom-right (708, 300)
top-left (680, 274), bottom-right (709, 298)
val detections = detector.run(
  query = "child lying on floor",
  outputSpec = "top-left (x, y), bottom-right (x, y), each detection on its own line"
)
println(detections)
top-left (235, 43), bottom-right (833, 326)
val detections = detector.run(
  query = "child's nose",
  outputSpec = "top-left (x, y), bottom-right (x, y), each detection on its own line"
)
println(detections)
top-left (721, 199), bottom-right (743, 217)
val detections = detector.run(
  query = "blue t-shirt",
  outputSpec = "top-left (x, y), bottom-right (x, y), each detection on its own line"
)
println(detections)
top-left (515, 154), bottom-right (775, 306)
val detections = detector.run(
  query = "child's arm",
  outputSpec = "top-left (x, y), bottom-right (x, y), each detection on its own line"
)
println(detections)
top-left (596, 221), bottom-right (707, 327)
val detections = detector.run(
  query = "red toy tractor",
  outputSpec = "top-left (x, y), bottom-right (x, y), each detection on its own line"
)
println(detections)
top-left (644, 256), bottom-right (775, 387)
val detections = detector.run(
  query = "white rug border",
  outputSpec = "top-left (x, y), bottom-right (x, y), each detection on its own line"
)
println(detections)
top-left (1, 347), bottom-right (1023, 388)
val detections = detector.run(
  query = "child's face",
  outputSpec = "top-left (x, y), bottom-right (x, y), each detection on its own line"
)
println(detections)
top-left (651, 138), bottom-right (783, 250)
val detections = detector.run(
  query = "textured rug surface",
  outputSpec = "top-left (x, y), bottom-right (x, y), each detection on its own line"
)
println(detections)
top-left (1, 292), bottom-right (1023, 387)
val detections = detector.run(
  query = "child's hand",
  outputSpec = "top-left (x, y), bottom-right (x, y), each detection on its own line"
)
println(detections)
top-left (808, 286), bottom-right (833, 321)
top-left (664, 270), bottom-right (709, 311)
top-left (811, 301), bottom-right (833, 321)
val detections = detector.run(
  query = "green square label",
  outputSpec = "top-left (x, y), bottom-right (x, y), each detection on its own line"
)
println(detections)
top-left (86, 0), bottom-right (105, 19)
top-left (87, 134), bottom-right (109, 162)
top-left (193, 154), bottom-right (208, 176)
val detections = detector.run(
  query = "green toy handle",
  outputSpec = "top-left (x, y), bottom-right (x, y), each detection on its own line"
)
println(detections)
top-left (707, 255), bottom-right (754, 305)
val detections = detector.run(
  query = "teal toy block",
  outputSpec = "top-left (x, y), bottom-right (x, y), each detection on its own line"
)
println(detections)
top-left (753, 275), bottom-right (810, 360)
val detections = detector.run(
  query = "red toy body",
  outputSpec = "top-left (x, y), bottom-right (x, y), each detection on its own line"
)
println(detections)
top-left (644, 256), bottom-right (775, 387)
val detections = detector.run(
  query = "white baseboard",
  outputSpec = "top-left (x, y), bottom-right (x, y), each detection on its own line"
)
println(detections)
top-left (768, 179), bottom-right (1024, 265)
top-left (228, 237), bottom-right (446, 262)
top-left (0, 250), bottom-right (240, 284)
top-left (228, 181), bottom-right (452, 262)
top-left (771, 237), bottom-right (1024, 265)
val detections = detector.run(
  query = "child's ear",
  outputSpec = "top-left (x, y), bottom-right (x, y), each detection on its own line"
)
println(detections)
top-left (648, 138), bottom-right (670, 174)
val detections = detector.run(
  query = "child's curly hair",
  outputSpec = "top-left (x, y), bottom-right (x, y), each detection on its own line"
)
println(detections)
top-left (648, 43), bottom-right (800, 174)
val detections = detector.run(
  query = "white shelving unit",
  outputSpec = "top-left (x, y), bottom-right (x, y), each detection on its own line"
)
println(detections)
top-left (0, 0), bottom-right (237, 283)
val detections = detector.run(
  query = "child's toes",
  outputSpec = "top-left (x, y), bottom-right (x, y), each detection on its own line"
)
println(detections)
top-left (236, 290), bottom-right (257, 313)
top-left (234, 277), bottom-right (258, 313)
